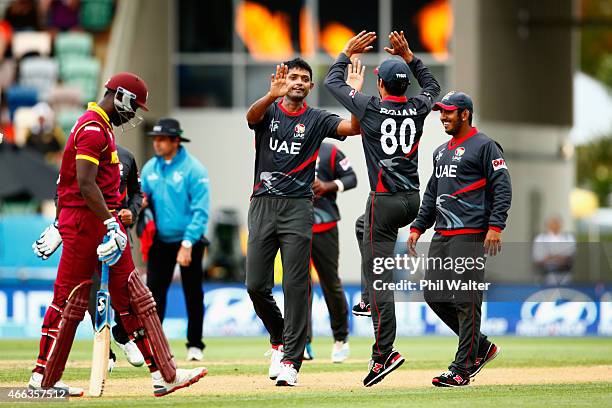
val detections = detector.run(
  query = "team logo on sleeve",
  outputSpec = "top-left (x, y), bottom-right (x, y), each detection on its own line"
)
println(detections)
top-left (293, 123), bottom-right (306, 139)
top-left (492, 158), bottom-right (507, 171)
top-left (452, 147), bottom-right (465, 162)
top-left (339, 157), bottom-right (351, 171)
top-left (349, 89), bottom-right (356, 98)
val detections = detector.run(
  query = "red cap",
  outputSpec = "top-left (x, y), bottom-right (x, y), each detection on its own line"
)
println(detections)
top-left (105, 72), bottom-right (149, 111)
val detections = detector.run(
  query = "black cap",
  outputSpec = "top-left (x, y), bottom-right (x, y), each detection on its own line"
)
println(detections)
top-left (374, 58), bottom-right (411, 86)
top-left (433, 91), bottom-right (474, 112)
top-left (147, 118), bottom-right (190, 142)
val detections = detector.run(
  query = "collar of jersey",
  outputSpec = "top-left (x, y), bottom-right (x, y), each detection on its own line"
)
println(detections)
top-left (382, 95), bottom-right (408, 103)
top-left (87, 102), bottom-right (111, 127)
top-left (448, 127), bottom-right (478, 150)
top-left (278, 98), bottom-right (308, 116)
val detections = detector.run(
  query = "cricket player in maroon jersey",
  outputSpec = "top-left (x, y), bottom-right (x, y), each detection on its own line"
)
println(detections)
top-left (27, 72), bottom-right (206, 397)
top-left (409, 91), bottom-right (511, 387)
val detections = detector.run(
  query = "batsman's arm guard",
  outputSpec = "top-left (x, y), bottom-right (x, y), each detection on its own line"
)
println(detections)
top-left (128, 271), bottom-right (177, 383)
top-left (41, 280), bottom-right (92, 388)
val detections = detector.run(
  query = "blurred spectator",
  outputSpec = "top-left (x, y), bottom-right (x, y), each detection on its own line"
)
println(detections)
top-left (532, 216), bottom-right (576, 285)
top-left (4, 0), bottom-right (40, 31)
top-left (24, 102), bottom-right (64, 164)
top-left (41, 0), bottom-right (79, 31)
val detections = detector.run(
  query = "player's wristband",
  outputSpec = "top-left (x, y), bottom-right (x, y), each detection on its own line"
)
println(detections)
top-left (410, 228), bottom-right (424, 237)
top-left (489, 226), bottom-right (502, 233)
top-left (334, 180), bottom-right (345, 192)
top-left (103, 217), bottom-right (116, 226)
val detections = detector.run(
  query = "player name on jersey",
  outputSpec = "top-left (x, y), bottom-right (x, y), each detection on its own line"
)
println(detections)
top-left (379, 107), bottom-right (417, 116)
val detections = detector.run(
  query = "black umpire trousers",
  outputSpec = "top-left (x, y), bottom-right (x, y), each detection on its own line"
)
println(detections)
top-left (146, 238), bottom-right (206, 350)
top-left (363, 191), bottom-right (420, 359)
top-left (424, 233), bottom-right (491, 376)
top-left (246, 196), bottom-right (312, 371)
top-left (307, 226), bottom-right (349, 343)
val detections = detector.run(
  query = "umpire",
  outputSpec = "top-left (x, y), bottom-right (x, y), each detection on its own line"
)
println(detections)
top-left (409, 92), bottom-right (511, 387)
top-left (141, 118), bottom-right (210, 361)
top-left (306, 142), bottom-right (356, 363)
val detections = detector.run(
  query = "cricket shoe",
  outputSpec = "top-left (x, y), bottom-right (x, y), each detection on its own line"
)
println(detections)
top-left (331, 341), bottom-right (350, 363)
top-left (275, 362), bottom-right (298, 386)
top-left (352, 301), bottom-right (371, 317)
top-left (363, 350), bottom-right (405, 387)
top-left (303, 343), bottom-right (314, 360)
top-left (432, 370), bottom-right (470, 387)
top-left (115, 339), bottom-right (145, 367)
top-left (28, 372), bottom-right (84, 397)
top-left (266, 344), bottom-right (283, 380)
top-left (152, 367), bottom-right (207, 397)
top-left (186, 347), bottom-right (204, 361)
top-left (470, 343), bottom-right (500, 378)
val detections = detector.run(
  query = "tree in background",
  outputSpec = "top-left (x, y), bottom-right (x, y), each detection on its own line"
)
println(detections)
top-left (581, 0), bottom-right (612, 87)
top-left (576, 136), bottom-right (612, 206)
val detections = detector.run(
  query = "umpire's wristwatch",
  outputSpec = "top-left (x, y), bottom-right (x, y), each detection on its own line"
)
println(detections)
top-left (181, 240), bottom-right (193, 249)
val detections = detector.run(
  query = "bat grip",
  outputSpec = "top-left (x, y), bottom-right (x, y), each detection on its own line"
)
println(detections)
top-left (100, 261), bottom-right (110, 290)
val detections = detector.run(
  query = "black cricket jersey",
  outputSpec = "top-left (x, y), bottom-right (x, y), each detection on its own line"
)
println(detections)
top-left (313, 142), bottom-right (357, 229)
top-left (410, 128), bottom-right (512, 235)
top-left (324, 53), bottom-right (440, 193)
top-left (249, 100), bottom-right (344, 198)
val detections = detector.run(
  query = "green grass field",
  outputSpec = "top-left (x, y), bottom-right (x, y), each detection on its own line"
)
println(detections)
top-left (0, 337), bottom-right (611, 407)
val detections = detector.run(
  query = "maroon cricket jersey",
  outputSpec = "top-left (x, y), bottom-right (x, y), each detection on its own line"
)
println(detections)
top-left (57, 102), bottom-right (122, 209)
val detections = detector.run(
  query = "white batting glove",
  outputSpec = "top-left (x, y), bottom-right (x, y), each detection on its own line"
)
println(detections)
top-left (97, 218), bottom-right (128, 266)
top-left (32, 221), bottom-right (62, 260)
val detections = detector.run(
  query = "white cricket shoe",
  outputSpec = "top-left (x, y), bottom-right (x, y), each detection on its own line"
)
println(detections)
top-left (115, 340), bottom-right (145, 367)
top-left (152, 367), bottom-right (207, 397)
top-left (186, 347), bottom-right (204, 361)
top-left (266, 345), bottom-right (284, 380)
top-left (275, 362), bottom-right (298, 386)
top-left (28, 372), bottom-right (84, 397)
top-left (331, 341), bottom-right (350, 363)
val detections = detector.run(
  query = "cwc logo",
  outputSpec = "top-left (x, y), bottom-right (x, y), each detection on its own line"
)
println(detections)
top-left (492, 158), bottom-right (507, 171)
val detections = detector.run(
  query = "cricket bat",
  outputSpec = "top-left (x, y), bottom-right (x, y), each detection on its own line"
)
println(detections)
top-left (89, 261), bottom-right (111, 397)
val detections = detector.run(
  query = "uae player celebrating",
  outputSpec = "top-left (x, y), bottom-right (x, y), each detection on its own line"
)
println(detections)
top-left (324, 31), bottom-right (440, 386)
top-left (28, 72), bottom-right (206, 397)
top-left (246, 58), bottom-right (360, 386)
top-left (408, 91), bottom-right (510, 387)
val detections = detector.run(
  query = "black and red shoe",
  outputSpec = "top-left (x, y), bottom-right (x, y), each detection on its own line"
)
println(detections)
top-left (432, 370), bottom-right (470, 387)
top-left (363, 350), bottom-right (404, 387)
top-left (352, 301), bottom-right (371, 317)
top-left (470, 343), bottom-right (500, 378)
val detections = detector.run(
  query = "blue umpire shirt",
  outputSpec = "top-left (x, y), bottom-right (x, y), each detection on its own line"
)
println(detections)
top-left (141, 145), bottom-right (210, 244)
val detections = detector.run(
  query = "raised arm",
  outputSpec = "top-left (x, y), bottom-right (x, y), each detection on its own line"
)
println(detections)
top-left (385, 31), bottom-right (440, 109)
top-left (324, 31), bottom-right (376, 121)
top-left (246, 64), bottom-right (290, 126)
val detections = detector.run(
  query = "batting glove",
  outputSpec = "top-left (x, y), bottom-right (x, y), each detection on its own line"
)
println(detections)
top-left (32, 220), bottom-right (62, 260)
top-left (97, 218), bottom-right (128, 266)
